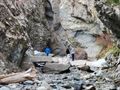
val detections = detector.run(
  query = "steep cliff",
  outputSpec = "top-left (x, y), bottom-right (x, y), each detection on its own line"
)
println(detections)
top-left (49, 0), bottom-right (115, 58)
top-left (0, 0), bottom-right (53, 73)
top-left (0, 0), bottom-right (29, 66)
top-left (95, 0), bottom-right (120, 38)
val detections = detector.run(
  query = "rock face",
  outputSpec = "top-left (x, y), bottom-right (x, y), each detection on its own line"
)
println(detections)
top-left (0, 0), bottom-right (53, 67)
top-left (0, 1), bottom-right (28, 66)
top-left (49, 0), bottom-right (113, 58)
top-left (26, 0), bottom-right (52, 50)
top-left (95, 0), bottom-right (120, 38)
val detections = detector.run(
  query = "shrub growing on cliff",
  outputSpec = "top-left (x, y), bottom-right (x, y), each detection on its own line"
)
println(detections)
top-left (107, 0), bottom-right (120, 5)
top-left (111, 47), bottom-right (120, 57)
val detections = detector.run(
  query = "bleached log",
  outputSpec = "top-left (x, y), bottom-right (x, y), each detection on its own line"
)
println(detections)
top-left (0, 67), bottom-right (37, 84)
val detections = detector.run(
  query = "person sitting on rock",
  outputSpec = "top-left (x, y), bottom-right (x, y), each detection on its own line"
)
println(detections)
top-left (44, 46), bottom-right (52, 56)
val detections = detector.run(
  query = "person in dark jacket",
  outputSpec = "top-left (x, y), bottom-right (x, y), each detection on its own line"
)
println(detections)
top-left (70, 46), bottom-right (75, 61)
top-left (66, 46), bottom-right (71, 61)
top-left (66, 48), bottom-right (70, 55)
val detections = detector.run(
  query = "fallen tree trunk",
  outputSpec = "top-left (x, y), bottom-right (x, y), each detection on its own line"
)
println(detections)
top-left (0, 67), bottom-right (37, 84)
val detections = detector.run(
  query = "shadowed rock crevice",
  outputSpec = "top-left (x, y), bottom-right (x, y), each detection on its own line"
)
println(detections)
top-left (44, 0), bottom-right (54, 22)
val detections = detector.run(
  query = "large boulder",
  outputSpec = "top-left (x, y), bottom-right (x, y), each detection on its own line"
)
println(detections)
top-left (43, 63), bottom-right (70, 74)
top-left (75, 48), bottom-right (88, 60)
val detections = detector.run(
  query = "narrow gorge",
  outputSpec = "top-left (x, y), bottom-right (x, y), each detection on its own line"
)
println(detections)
top-left (0, 0), bottom-right (120, 90)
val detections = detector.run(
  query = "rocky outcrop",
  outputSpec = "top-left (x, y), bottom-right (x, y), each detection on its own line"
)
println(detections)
top-left (0, 0), bottom-right (53, 72)
top-left (95, 0), bottom-right (120, 38)
top-left (27, 0), bottom-right (52, 50)
top-left (0, 1), bottom-right (28, 66)
top-left (49, 0), bottom-right (111, 58)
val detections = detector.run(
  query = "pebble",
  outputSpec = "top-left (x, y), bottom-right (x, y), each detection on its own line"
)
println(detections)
top-left (23, 80), bottom-right (34, 85)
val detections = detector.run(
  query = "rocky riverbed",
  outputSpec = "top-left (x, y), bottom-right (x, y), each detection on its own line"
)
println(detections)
top-left (1, 48), bottom-right (120, 90)
top-left (0, 63), bottom-right (120, 90)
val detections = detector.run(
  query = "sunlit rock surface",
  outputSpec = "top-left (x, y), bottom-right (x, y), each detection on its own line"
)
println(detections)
top-left (49, 0), bottom-right (109, 58)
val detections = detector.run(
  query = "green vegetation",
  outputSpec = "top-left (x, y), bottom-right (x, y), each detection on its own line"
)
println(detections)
top-left (97, 46), bottom-right (120, 59)
top-left (68, 37), bottom-right (81, 47)
top-left (106, 0), bottom-right (120, 5)
top-left (110, 47), bottom-right (120, 57)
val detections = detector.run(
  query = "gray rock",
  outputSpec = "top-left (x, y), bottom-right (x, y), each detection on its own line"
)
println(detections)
top-left (0, 86), bottom-right (10, 90)
top-left (43, 63), bottom-right (70, 74)
top-left (9, 84), bottom-right (23, 90)
top-left (85, 85), bottom-right (96, 90)
top-left (36, 87), bottom-right (48, 90)
top-left (79, 66), bottom-right (94, 73)
top-left (62, 85), bottom-right (72, 89)
top-left (72, 83), bottom-right (83, 90)
top-left (23, 80), bottom-right (34, 85)
top-left (21, 85), bottom-right (34, 90)
top-left (36, 81), bottom-right (52, 90)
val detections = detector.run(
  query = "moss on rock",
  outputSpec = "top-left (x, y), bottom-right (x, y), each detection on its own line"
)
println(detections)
top-left (68, 37), bottom-right (81, 47)
top-left (110, 47), bottom-right (120, 57)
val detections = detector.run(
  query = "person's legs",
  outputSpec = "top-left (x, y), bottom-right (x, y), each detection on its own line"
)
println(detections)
top-left (46, 53), bottom-right (49, 56)
top-left (67, 54), bottom-right (70, 61)
top-left (72, 54), bottom-right (74, 61)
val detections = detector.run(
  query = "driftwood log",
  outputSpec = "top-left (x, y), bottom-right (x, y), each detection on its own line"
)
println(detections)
top-left (0, 67), bottom-right (37, 84)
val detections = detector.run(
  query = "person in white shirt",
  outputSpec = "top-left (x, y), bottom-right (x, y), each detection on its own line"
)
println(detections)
top-left (66, 46), bottom-right (71, 62)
